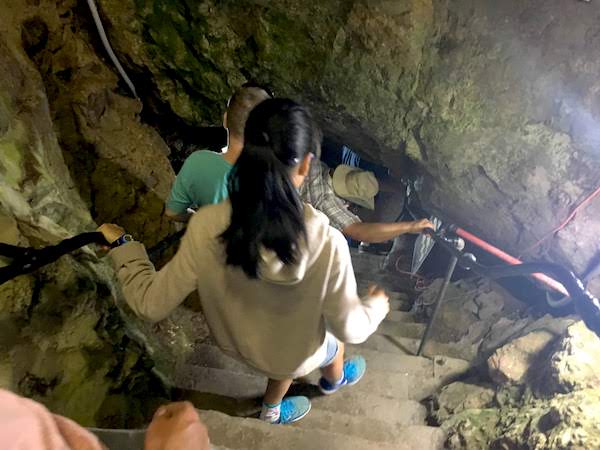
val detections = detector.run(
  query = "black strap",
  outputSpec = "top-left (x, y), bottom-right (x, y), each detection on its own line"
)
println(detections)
top-left (0, 232), bottom-right (108, 285)
top-left (147, 228), bottom-right (186, 260)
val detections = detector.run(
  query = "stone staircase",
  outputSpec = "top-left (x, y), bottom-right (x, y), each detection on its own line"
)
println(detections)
top-left (92, 249), bottom-right (470, 449)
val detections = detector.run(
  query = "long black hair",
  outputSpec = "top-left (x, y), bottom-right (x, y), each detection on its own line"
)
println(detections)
top-left (221, 98), bottom-right (321, 278)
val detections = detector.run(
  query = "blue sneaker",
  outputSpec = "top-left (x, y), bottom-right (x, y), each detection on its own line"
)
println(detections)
top-left (318, 355), bottom-right (366, 395)
top-left (278, 396), bottom-right (311, 424)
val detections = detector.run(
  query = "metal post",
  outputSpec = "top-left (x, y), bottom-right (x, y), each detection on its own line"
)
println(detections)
top-left (417, 255), bottom-right (458, 357)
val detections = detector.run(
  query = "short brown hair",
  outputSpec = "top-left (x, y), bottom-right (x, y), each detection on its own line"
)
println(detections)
top-left (226, 87), bottom-right (271, 140)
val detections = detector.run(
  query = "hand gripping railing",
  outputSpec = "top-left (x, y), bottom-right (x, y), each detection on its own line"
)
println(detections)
top-left (417, 228), bottom-right (600, 355)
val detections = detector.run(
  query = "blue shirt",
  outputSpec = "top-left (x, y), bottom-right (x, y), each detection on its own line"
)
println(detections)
top-left (166, 150), bottom-right (232, 214)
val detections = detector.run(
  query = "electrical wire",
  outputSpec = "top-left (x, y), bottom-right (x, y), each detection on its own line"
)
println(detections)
top-left (86, 0), bottom-right (139, 99)
top-left (520, 184), bottom-right (600, 257)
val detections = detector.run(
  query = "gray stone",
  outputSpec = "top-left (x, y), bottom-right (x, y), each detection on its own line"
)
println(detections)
top-left (487, 330), bottom-right (557, 385)
top-left (546, 321), bottom-right (600, 393)
top-left (435, 382), bottom-right (495, 422)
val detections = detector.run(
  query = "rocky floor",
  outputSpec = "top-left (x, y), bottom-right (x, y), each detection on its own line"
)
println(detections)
top-left (90, 249), bottom-right (471, 449)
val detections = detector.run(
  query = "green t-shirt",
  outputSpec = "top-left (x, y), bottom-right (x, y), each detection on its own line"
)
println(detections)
top-left (166, 150), bottom-right (232, 214)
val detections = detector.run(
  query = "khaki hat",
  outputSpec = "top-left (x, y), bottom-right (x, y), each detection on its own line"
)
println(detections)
top-left (332, 165), bottom-right (379, 210)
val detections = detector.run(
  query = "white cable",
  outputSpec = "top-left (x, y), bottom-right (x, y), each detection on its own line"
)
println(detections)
top-left (86, 0), bottom-right (139, 99)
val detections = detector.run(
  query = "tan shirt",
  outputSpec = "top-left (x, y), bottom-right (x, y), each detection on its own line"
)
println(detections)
top-left (109, 201), bottom-right (388, 379)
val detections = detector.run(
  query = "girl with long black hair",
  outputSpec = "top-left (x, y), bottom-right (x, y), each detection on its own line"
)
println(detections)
top-left (100, 98), bottom-right (390, 424)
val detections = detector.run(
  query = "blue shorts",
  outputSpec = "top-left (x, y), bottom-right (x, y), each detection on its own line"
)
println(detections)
top-left (319, 332), bottom-right (340, 368)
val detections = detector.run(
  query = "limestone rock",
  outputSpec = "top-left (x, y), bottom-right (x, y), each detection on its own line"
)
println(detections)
top-left (479, 314), bottom-right (576, 362)
top-left (0, 4), bottom-right (171, 426)
top-left (435, 381), bottom-right (495, 422)
top-left (442, 408), bottom-right (500, 450)
top-left (487, 330), bottom-right (556, 385)
top-left (444, 389), bottom-right (600, 450)
top-left (546, 321), bottom-right (600, 393)
top-left (89, 0), bottom-right (600, 276)
top-left (412, 278), bottom-right (527, 360)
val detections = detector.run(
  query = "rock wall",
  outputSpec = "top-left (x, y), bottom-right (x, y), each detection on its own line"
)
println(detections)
top-left (97, 0), bottom-right (600, 277)
top-left (438, 322), bottom-right (600, 449)
top-left (0, 0), bottom-right (183, 426)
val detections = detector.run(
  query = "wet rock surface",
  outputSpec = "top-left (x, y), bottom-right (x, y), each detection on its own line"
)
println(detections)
top-left (95, 0), bottom-right (600, 279)
top-left (0, 0), bottom-right (208, 426)
top-left (438, 321), bottom-right (600, 449)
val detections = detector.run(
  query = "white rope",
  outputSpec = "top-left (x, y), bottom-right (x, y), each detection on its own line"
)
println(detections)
top-left (86, 0), bottom-right (139, 99)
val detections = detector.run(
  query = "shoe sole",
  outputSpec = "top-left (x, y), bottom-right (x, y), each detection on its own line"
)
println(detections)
top-left (281, 401), bottom-right (312, 424)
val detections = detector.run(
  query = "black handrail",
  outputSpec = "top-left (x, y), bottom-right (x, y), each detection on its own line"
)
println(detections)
top-left (422, 228), bottom-right (600, 337)
top-left (0, 232), bottom-right (108, 285)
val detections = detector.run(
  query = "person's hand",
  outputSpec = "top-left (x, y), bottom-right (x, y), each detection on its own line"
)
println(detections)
top-left (97, 223), bottom-right (125, 245)
top-left (145, 402), bottom-right (210, 450)
top-left (367, 284), bottom-right (389, 300)
top-left (409, 219), bottom-right (435, 234)
top-left (367, 284), bottom-right (390, 315)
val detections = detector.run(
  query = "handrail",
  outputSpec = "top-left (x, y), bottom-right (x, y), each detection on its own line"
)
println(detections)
top-left (421, 228), bottom-right (600, 338)
top-left (0, 232), bottom-right (108, 284)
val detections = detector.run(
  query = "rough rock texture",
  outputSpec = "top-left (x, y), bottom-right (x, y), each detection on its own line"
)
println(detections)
top-left (546, 321), bottom-right (600, 394)
top-left (0, 39), bottom-right (163, 427)
top-left (0, 0), bottom-right (191, 426)
top-left (95, 0), bottom-right (600, 278)
top-left (487, 330), bottom-right (556, 385)
top-left (412, 278), bottom-right (529, 360)
top-left (13, 0), bottom-right (176, 246)
top-left (435, 381), bottom-right (495, 422)
top-left (440, 321), bottom-right (600, 449)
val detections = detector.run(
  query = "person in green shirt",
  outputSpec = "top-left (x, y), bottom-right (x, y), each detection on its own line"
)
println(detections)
top-left (165, 85), bottom-right (272, 221)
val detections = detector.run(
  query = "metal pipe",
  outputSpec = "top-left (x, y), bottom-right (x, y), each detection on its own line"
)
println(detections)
top-left (452, 226), bottom-right (569, 296)
top-left (417, 255), bottom-right (458, 356)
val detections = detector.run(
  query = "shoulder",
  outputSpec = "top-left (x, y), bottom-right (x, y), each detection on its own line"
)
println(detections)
top-left (182, 150), bottom-right (223, 167)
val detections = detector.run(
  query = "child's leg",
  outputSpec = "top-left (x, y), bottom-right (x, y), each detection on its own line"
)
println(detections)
top-left (320, 341), bottom-right (345, 384)
top-left (263, 378), bottom-right (293, 405)
top-left (319, 338), bottom-right (367, 395)
top-left (260, 379), bottom-right (311, 424)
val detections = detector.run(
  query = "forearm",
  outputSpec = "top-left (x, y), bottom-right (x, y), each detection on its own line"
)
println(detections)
top-left (109, 241), bottom-right (196, 322)
top-left (342, 221), bottom-right (415, 243)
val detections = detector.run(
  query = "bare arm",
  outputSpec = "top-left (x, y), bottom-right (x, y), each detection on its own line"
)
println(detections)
top-left (343, 218), bottom-right (433, 243)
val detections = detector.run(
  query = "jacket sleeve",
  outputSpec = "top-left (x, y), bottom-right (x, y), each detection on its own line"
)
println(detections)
top-left (322, 230), bottom-right (389, 344)
top-left (108, 228), bottom-right (200, 323)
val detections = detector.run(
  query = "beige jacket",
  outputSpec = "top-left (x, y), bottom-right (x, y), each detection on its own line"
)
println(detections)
top-left (109, 201), bottom-right (389, 379)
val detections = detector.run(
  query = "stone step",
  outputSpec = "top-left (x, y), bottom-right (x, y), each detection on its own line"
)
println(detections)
top-left (88, 428), bottom-right (145, 450)
top-left (198, 409), bottom-right (438, 450)
top-left (376, 320), bottom-right (426, 339)
top-left (346, 346), bottom-right (468, 380)
top-left (187, 344), bottom-right (252, 373)
top-left (306, 391), bottom-right (427, 426)
top-left (301, 366), bottom-right (447, 401)
top-left (292, 408), bottom-right (445, 447)
top-left (174, 365), bottom-right (267, 399)
top-left (187, 342), bottom-right (466, 381)
top-left (89, 426), bottom-right (261, 450)
top-left (386, 309), bottom-right (419, 322)
top-left (359, 333), bottom-right (475, 361)
top-left (389, 297), bottom-right (412, 311)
